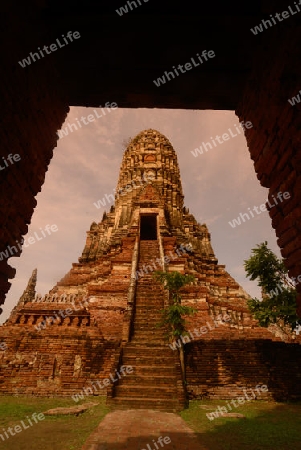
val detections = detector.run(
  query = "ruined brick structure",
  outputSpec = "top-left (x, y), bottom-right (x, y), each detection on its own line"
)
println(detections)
top-left (1, 129), bottom-right (301, 410)
top-left (1, 1), bottom-right (301, 318)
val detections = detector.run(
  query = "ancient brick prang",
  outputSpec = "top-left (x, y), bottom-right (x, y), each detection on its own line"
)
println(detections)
top-left (0, 129), bottom-right (300, 406)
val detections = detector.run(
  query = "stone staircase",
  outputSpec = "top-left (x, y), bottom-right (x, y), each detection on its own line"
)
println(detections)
top-left (107, 240), bottom-right (186, 412)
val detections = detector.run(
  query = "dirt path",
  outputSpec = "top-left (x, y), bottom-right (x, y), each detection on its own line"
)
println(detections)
top-left (81, 409), bottom-right (206, 450)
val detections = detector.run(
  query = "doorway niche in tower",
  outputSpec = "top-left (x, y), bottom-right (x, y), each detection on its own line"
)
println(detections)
top-left (140, 215), bottom-right (157, 240)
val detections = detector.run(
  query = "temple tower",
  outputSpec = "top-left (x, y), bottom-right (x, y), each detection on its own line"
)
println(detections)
top-left (0, 129), bottom-right (300, 406)
top-left (80, 129), bottom-right (215, 263)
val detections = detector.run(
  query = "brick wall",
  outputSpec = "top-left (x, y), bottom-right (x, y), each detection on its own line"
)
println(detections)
top-left (0, 10), bottom-right (69, 307)
top-left (186, 340), bottom-right (301, 401)
top-left (0, 326), bottom-right (120, 396)
top-left (236, 19), bottom-right (301, 315)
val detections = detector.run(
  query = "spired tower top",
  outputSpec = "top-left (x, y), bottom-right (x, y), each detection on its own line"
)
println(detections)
top-left (117, 128), bottom-right (182, 194)
top-left (80, 129), bottom-right (215, 261)
top-left (114, 129), bottom-right (184, 229)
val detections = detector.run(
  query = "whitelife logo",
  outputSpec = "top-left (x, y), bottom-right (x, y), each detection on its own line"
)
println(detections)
top-left (250, 1), bottom-right (301, 35)
top-left (116, 0), bottom-right (149, 16)
top-left (288, 89), bottom-right (301, 106)
top-left (0, 153), bottom-right (21, 171)
top-left (18, 31), bottom-right (81, 68)
top-left (71, 366), bottom-right (133, 402)
top-left (191, 121), bottom-right (253, 158)
top-left (228, 191), bottom-right (291, 228)
top-left (140, 436), bottom-right (171, 450)
top-left (169, 314), bottom-right (231, 350)
top-left (206, 385), bottom-right (268, 421)
top-left (153, 50), bottom-right (215, 87)
top-left (57, 102), bottom-right (118, 139)
top-left (93, 172), bottom-right (153, 210)
top-left (0, 224), bottom-right (58, 261)
top-left (34, 297), bottom-right (90, 331)
top-left (0, 412), bottom-right (45, 443)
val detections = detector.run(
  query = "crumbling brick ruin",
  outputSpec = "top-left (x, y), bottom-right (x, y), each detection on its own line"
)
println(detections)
top-left (1, 130), bottom-right (300, 410)
top-left (2, 2), bottom-right (301, 317)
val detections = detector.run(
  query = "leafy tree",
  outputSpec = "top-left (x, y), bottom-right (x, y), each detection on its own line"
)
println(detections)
top-left (244, 241), bottom-right (300, 330)
top-left (152, 271), bottom-right (196, 382)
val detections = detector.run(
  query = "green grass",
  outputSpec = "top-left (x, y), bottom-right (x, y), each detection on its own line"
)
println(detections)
top-left (180, 399), bottom-right (301, 450)
top-left (1, 396), bottom-right (301, 449)
top-left (0, 395), bottom-right (110, 450)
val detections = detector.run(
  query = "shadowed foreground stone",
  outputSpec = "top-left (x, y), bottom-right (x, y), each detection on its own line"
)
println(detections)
top-left (81, 409), bottom-right (206, 450)
top-left (43, 402), bottom-right (99, 416)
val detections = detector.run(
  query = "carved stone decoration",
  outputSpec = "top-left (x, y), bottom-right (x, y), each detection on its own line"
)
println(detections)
top-left (144, 154), bottom-right (156, 162)
top-left (0, 129), bottom-right (300, 402)
top-left (73, 355), bottom-right (82, 377)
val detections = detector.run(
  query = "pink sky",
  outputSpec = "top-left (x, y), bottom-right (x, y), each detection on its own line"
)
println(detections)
top-left (1, 108), bottom-right (281, 323)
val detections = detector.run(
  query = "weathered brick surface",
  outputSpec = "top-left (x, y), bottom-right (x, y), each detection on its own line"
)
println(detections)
top-left (236, 16), bottom-right (301, 314)
top-left (0, 129), bottom-right (300, 404)
top-left (0, 327), bottom-right (119, 396)
top-left (186, 340), bottom-right (301, 402)
top-left (1, 3), bottom-right (301, 321)
top-left (0, 9), bottom-right (69, 305)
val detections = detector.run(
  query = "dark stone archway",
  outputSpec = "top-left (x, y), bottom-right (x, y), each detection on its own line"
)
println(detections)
top-left (1, 0), bottom-right (301, 314)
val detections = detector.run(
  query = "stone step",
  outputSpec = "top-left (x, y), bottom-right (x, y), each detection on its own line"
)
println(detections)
top-left (131, 325), bottom-right (166, 331)
top-left (132, 327), bottom-right (165, 333)
top-left (126, 365), bottom-right (178, 375)
top-left (135, 291), bottom-right (163, 295)
top-left (130, 328), bottom-right (166, 333)
top-left (139, 252), bottom-right (160, 256)
top-left (131, 331), bottom-right (166, 336)
top-left (134, 302), bottom-right (163, 306)
top-left (121, 355), bottom-right (175, 365)
top-left (114, 385), bottom-right (178, 398)
top-left (130, 340), bottom-right (168, 346)
top-left (131, 326), bottom-right (165, 330)
top-left (122, 351), bottom-right (172, 358)
top-left (130, 338), bottom-right (168, 343)
top-left (133, 315), bottom-right (163, 320)
top-left (136, 272), bottom-right (160, 276)
top-left (135, 276), bottom-right (160, 282)
top-left (135, 298), bottom-right (163, 302)
top-left (135, 287), bottom-right (163, 292)
top-left (132, 320), bottom-right (164, 326)
top-left (138, 259), bottom-right (160, 263)
top-left (135, 293), bottom-right (163, 297)
top-left (134, 306), bottom-right (163, 310)
top-left (108, 240), bottom-right (185, 411)
top-left (132, 326), bottom-right (164, 332)
top-left (130, 340), bottom-right (167, 346)
top-left (131, 335), bottom-right (167, 342)
top-left (132, 333), bottom-right (166, 340)
top-left (117, 374), bottom-right (178, 386)
top-left (133, 314), bottom-right (164, 319)
top-left (135, 306), bottom-right (164, 311)
top-left (134, 298), bottom-right (163, 302)
top-left (107, 396), bottom-right (182, 412)
top-left (133, 312), bottom-right (163, 317)
top-left (122, 344), bottom-right (173, 358)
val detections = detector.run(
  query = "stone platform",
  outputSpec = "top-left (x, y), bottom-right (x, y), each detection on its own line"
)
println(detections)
top-left (81, 409), bottom-right (205, 450)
